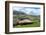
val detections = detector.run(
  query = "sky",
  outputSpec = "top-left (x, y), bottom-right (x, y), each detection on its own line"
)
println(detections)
top-left (13, 6), bottom-right (40, 15)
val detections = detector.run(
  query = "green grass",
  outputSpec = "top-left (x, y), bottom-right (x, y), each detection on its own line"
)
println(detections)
top-left (15, 23), bottom-right (40, 28)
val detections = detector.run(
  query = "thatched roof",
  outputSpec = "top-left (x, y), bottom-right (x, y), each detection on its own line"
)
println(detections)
top-left (18, 18), bottom-right (32, 20)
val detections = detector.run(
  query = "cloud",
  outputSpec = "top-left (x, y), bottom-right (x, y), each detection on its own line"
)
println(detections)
top-left (13, 7), bottom-right (40, 15)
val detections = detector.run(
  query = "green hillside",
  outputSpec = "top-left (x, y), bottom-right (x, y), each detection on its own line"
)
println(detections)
top-left (13, 15), bottom-right (40, 28)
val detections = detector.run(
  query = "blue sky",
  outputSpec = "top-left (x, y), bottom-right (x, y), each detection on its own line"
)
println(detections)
top-left (13, 7), bottom-right (40, 15)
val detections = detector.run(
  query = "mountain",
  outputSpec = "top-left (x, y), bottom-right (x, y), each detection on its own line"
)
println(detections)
top-left (13, 10), bottom-right (40, 16)
top-left (13, 10), bottom-right (26, 15)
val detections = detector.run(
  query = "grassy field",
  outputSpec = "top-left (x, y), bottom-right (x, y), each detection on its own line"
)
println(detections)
top-left (13, 15), bottom-right (40, 28)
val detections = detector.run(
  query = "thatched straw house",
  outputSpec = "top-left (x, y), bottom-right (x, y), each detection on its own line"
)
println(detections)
top-left (16, 18), bottom-right (33, 25)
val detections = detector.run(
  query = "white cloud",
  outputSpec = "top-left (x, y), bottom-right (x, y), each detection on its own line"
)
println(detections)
top-left (13, 7), bottom-right (40, 15)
